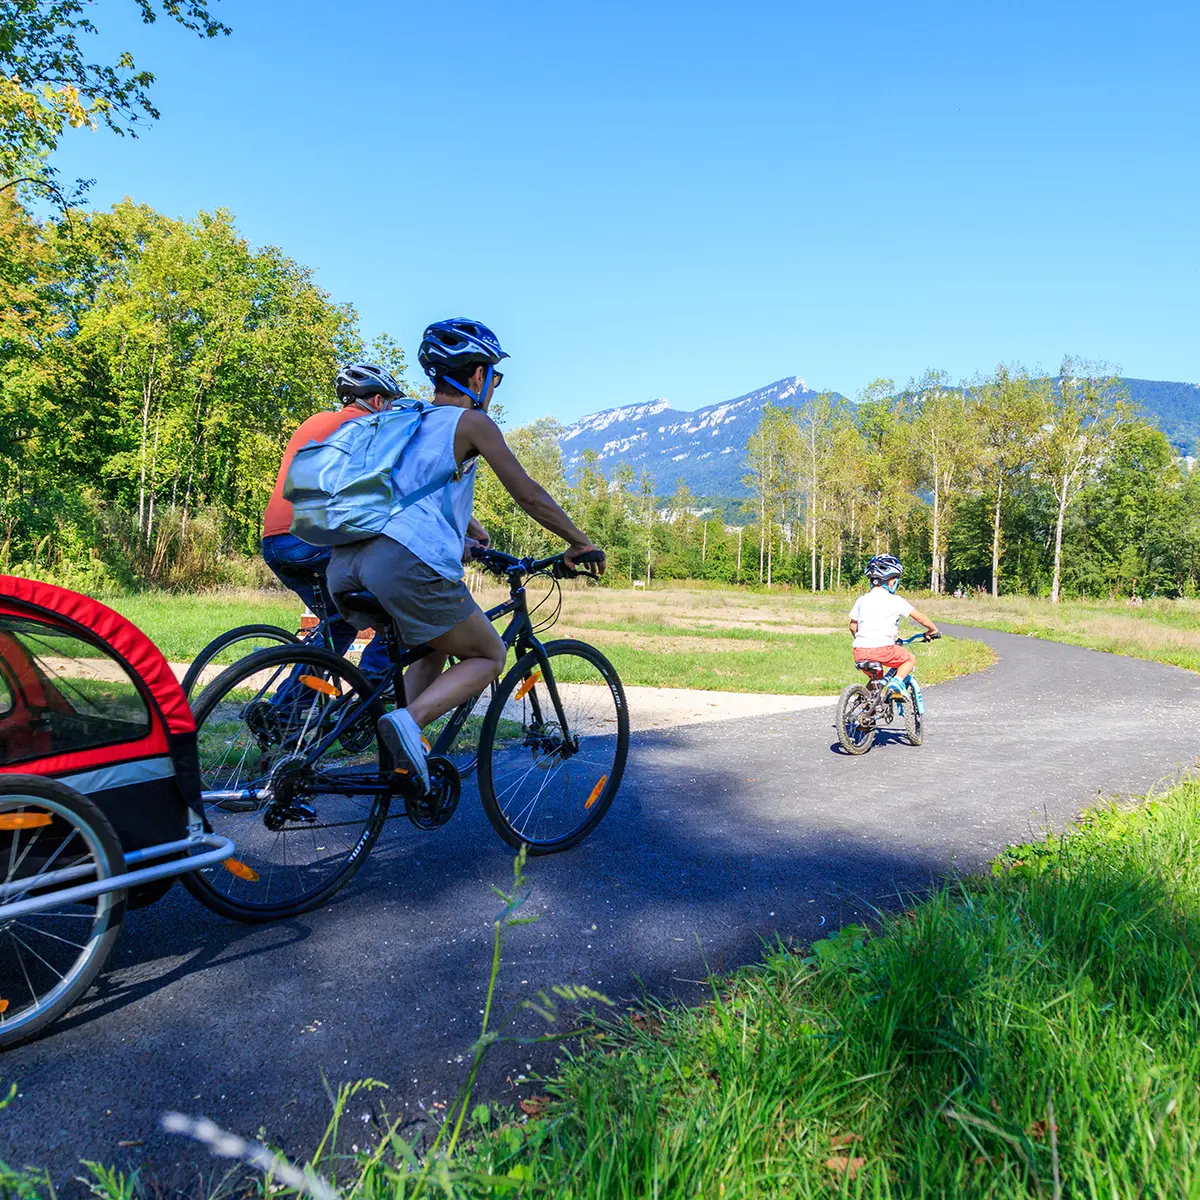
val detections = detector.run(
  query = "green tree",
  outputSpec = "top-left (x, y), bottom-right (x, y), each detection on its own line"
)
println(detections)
top-left (1, 0), bottom-right (229, 199)
top-left (908, 371), bottom-right (981, 593)
top-left (1039, 357), bottom-right (1127, 603)
top-left (975, 364), bottom-right (1052, 596)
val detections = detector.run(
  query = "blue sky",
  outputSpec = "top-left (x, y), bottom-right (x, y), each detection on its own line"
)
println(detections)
top-left (51, 0), bottom-right (1200, 426)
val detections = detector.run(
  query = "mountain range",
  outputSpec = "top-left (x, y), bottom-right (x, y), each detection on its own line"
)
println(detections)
top-left (560, 376), bottom-right (1200, 498)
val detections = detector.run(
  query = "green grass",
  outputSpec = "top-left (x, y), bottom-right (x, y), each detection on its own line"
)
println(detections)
top-left (925, 594), bottom-right (1200, 675)
top-left (457, 783), bottom-right (1200, 1197)
top-left (106, 590), bottom-right (300, 662)
top-left (103, 588), bottom-right (997, 695)
top-left (8, 786), bottom-right (1200, 1196)
top-left (585, 632), bottom-right (994, 695)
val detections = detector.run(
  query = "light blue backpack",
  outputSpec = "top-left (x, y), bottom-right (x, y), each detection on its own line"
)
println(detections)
top-left (283, 403), bottom-right (452, 547)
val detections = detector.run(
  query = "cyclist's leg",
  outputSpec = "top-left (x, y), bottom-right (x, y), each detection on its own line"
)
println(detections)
top-left (407, 613), bottom-right (505, 728)
top-left (314, 568), bottom-right (390, 685)
top-left (404, 651), bottom-right (449, 708)
top-left (262, 535), bottom-right (331, 711)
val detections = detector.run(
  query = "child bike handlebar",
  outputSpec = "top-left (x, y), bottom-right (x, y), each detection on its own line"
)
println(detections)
top-left (896, 630), bottom-right (941, 645)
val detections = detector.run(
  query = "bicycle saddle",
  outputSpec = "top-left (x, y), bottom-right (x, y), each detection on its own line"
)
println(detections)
top-left (339, 591), bottom-right (388, 620)
top-left (855, 660), bottom-right (885, 679)
top-left (274, 564), bottom-right (324, 588)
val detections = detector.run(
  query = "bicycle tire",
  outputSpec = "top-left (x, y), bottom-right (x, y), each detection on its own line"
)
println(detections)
top-left (183, 644), bottom-right (392, 922)
top-left (478, 639), bottom-right (628, 855)
top-left (902, 681), bottom-right (924, 746)
top-left (0, 776), bottom-right (126, 1050)
top-left (181, 624), bottom-right (300, 699)
top-left (836, 684), bottom-right (875, 755)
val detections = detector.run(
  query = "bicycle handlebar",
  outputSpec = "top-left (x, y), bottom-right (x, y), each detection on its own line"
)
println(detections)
top-left (896, 630), bottom-right (940, 645)
top-left (471, 546), bottom-right (605, 581)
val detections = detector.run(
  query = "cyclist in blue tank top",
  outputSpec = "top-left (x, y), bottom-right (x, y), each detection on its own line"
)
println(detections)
top-left (327, 319), bottom-right (603, 793)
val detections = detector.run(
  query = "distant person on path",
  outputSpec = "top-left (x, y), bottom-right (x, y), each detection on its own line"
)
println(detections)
top-left (848, 555), bottom-right (940, 703)
top-left (261, 363), bottom-right (402, 686)
top-left (327, 318), bottom-right (603, 793)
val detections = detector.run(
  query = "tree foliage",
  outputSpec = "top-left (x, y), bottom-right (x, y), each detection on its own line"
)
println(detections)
top-left (0, 0), bottom-right (229, 198)
top-left (0, 193), bottom-right (393, 589)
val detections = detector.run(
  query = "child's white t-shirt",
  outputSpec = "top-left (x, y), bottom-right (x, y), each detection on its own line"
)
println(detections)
top-left (849, 588), bottom-right (914, 649)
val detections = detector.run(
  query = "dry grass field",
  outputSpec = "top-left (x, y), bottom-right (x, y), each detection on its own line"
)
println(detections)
top-left (113, 580), bottom-right (995, 697)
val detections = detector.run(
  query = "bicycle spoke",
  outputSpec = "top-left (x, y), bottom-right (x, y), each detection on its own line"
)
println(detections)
top-left (480, 643), bottom-right (627, 851)
top-left (190, 645), bottom-right (388, 919)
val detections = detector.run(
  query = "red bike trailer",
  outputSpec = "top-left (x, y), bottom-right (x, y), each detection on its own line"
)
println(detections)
top-left (0, 575), bottom-right (233, 1048)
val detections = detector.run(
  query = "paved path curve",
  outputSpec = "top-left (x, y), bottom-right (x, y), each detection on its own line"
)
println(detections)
top-left (5, 626), bottom-right (1199, 1184)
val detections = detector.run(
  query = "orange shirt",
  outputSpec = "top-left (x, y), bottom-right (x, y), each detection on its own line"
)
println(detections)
top-left (262, 405), bottom-right (369, 538)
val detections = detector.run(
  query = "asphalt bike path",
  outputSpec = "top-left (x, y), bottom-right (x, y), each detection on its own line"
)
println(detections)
top-left (5, 625), bottom-right (1200, 1184)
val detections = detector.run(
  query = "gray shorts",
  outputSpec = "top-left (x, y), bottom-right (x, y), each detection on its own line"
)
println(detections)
top-left (327, 536), bottom-right (482, 647)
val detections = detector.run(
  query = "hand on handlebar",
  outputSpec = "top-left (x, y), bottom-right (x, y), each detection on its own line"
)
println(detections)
top-left (563, 542), bottom-right (606, 577)
top-left (923, 629), bottom-right (941, 642)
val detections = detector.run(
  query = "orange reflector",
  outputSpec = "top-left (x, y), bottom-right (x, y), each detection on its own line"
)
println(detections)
top-left (299, 674), bottom-right (340, 697)
top-left (514, 672), bottom-right (542, 701)
top-left (0, 999), bottom-right (8, 1014)
top-left (585, 775), bottom-right (608, 809)
top-left (0, 812), bottom-right (53, 830)
top-left (223, 858), bottom-right (260, 882)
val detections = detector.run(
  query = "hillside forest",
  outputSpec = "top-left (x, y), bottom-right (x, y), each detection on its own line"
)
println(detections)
top-left (2, 196), bottom-right (1199, 600)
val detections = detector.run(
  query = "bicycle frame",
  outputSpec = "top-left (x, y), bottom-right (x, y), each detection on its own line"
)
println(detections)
top-left (291, 555), bottom-right (576, 798)
top-left (855, 631), bottom-right (928, 716)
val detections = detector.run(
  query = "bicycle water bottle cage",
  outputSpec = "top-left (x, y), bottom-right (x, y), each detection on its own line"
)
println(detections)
top-left (855, 660), bottom-right (885, 679)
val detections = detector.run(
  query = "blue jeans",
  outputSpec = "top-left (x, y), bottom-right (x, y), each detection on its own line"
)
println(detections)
top-left (261, 534), bottom-right (390, 708)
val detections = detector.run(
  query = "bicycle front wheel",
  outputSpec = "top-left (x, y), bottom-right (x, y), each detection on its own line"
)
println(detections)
top-left (0, 776), bottom-right (126, 1049)
top-left (478, 639), bottom-right (628, 854)
top-left (903, 681), bottom-right (924, 746)
top-left (182, 624), bottom-right (300, 700)
top-left (184, 645), bottom-right (392, 922)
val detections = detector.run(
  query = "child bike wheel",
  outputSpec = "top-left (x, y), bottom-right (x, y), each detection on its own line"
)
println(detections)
top-left (902, 682), bottom-right (924, 746)
top-left (0, 776), bottom-right (126, 1049)
top-left (836, 684), bottom-right (876, 755)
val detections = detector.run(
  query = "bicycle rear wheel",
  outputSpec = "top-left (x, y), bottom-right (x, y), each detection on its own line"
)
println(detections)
top-left (184, 645), bottom-right (393, 922)
top-left (836, 684), bottom-right (876, 754)
top-left (0, 777), bottom-right (126, 1049)
top-left (182, 624), bottom-right (300, 699)
top-left (478, 639), bottom-right (628, 854)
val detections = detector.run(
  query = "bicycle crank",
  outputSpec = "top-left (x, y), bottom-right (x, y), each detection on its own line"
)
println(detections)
top-left (404, 755), bottom-right (461, 830)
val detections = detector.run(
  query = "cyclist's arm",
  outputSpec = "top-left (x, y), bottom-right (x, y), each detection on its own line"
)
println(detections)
top-left (907, 606), bottom-right (939, 635)
top-left (848, 619), bottom-right (859, 636)
top-left (457, 411), bottom-right (602, 567)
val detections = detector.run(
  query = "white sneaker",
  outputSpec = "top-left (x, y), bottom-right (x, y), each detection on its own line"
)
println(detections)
top-left (377, 709), bottom-right (430, 792)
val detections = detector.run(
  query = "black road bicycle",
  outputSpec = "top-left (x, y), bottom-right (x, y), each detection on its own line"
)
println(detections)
top-left (183, 549), bottom-right (629, 921)
top-left (835, 631), bottom-right (939, 755)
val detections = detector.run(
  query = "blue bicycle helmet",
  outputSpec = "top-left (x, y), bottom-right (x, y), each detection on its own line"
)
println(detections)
top-left (418, 318), bottom-right (508, 407)
top-left (865, 554), bottom-right (903, 585)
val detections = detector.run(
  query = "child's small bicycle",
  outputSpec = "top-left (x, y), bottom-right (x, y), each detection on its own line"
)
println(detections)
top-left (835, 631), bottom-right (940, 755)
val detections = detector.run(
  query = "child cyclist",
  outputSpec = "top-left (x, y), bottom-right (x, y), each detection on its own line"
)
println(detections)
top-left (848, 555), bottom-right (940, 700)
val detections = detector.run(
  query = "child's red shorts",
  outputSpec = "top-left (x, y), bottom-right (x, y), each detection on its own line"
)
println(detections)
top-left (853, 644), bottom-right (915, 670)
